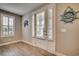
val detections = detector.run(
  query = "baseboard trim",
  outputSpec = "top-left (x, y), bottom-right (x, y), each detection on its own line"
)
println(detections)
top-left (0, 40), bottom-right (22, 46)
top-left (21, 40), bottom-right (34, 46)
top-left (22, 40), bottom-right (66, 56)
top-left (53, 52), bottom-right (66, 56)
top-left (0, 40), bottom-right (66, 56)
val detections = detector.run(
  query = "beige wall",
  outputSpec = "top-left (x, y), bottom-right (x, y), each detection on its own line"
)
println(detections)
top-left (22, 4), bottom-right (55, 53)
top-left (22, 14), bottom-right (32, 43)
top-left (0, 11), bottom-right (22, 44)
top-left (56, 3), bottom-right (79, 56)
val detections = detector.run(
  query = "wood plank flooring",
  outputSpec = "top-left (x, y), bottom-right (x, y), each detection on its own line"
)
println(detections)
top-left (0, 42), bottom-right (55, 56)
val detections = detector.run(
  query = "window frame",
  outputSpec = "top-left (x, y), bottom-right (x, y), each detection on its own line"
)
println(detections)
top-left (35, 11), bottom-right (45, 39)
top-left (0, 14), bottom-right (15, 37)
top-left (32, 6), bottom-right (54, 41)
top-left (47, 8), bottom-right (53, 40)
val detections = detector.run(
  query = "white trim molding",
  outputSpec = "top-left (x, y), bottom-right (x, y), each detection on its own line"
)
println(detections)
top-left (0, 40), bottom-right (66, 56)
top-left (21, 40), bottom-right (66, 56)
top-left (52, 51), bottom-right (66, 56)
top-left (21, 40), bottom-right (33, 46)
top-left (0, 40), bottom-right (22, 46)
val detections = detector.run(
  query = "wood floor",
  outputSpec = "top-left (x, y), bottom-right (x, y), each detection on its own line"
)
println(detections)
top-left (0, 42), bottom-right (55, 56)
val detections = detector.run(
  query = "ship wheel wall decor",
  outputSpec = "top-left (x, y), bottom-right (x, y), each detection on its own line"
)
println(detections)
top-left (61, 6), bottom-right (79, 23)
top-left (24, 20), bottom-right (28, 27)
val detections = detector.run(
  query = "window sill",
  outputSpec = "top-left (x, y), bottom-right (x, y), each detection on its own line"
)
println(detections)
top-left (32, 37), bottom-right (53, 41)
top-left (0, 35), bottom-right (15, 38)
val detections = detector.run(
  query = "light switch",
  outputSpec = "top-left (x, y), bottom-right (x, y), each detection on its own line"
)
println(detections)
top-left (61, 28), bottom-right (67, 32)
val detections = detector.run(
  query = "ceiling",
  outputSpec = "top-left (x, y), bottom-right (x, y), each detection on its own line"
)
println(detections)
top-left (0, 3), bottom-right (47, 15)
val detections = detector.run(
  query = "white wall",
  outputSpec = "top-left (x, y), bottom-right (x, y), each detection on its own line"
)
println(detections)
top-left (22, 14), bottom-right (32, 43)
top-left (22, 4), bottom-right (55, 53)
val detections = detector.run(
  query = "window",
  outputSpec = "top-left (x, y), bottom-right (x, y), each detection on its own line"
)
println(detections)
top-left (32, 15), bottom-right (35, 37)
top-left (32, 8), bottom-right (53, 40)
top-left (36, 12), bottom-right (45, 39)
top-left (47, 8), bottom-right (53, 40)
top-left (1, 14), bottom-right (15, 37)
